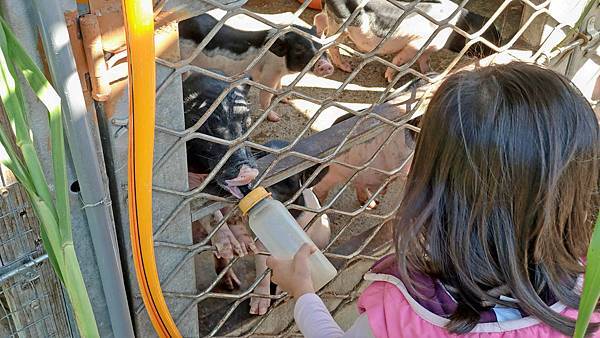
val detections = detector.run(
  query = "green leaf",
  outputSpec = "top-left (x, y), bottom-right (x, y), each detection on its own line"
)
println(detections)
top-left (62, 244), bottom-right (100, 337)
top-left (29, 197), bottom-right (65, 283)
top-left (574, 0), bottom-right (597, 30)
top-left (0, 18), bottom-right (29, 139)
top-left (0, 141), bottom-right (34, 194)
top-left (574, 211), bottom-right (600, 338)
top-left (0, 20), bottom-right (56, 221)
top-left (0, 18), bottom-right (71, 242)
top-left (0, 26), bottom-right (28, 170)
top-left (0, 15), bottom-right (98, 336)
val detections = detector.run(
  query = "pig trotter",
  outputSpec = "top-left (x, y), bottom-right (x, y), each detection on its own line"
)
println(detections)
top-left (313, 12), bottom-right (328, 37)
top-left (214, 256), bottom-right (241, 291)
top-left (356, 186), bottom-right (378, 210)
top-left (212, 210), bottom-right (245, 258)
top-left (418, 55), bottom-right (432, 74)
top-left (275, 82), bottom-right (291, 104)
top-left (330, 52), bottom-right (352, 73)
top-left (250, 251), bottom-right (271, 315)
top-left (267, 111), bottom-right (281, 122)
top-left (259, 84), bottom-right (283, 122)
top-left (197, 211), bottom-right (243, 259)
top-left (338, 60), bottom-right (352, 73)
top-left (328, 45), bottom-right (352, 73)
top-left (384, 67), bottom-right (396, 84)
top-left (249, 280), bottom-right (271, 315)
top-left (229, 222), bottom-right (257, 255)
top-left (385, 46), bottom-right (422, 83)
top-left (211, 224), bottom-right (244, 259)
top-left (366, 199), bottom-right (378, 210)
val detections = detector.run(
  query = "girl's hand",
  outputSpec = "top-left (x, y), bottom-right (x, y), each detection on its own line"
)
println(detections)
top-left (266, 243), bottom-right (317, 298)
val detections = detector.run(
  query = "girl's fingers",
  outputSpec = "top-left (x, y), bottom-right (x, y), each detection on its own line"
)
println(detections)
top-left (295, 243), bottom-right (318, 260)
top-left (266, 256), bottom-right (279, 270)
top-left (271, 274), bottom-right (279, 285)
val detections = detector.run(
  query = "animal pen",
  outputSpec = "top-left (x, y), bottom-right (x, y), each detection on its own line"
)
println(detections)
top-left (0, 0), bottom-right (596, 337)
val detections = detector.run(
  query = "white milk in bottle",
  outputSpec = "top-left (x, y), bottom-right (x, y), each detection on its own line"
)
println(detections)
top-left (239, 187), bottom-right (337, 291)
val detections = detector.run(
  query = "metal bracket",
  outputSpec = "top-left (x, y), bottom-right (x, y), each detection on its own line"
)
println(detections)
top-left (583, 15), bottom-right (600, 56)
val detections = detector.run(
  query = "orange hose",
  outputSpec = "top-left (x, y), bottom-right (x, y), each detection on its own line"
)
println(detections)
top-left (122, 0), bottom-right (181, 336)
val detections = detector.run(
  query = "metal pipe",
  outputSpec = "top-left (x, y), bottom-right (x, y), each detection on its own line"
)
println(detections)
top-left (31, 1), bottom-right (135, 337)
top-left (0, 254), bottom-right (48, 284)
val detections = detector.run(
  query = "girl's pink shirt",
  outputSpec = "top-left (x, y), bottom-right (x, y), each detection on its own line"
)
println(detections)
top-left (356, 272), bottom-right (600, 338)
top-left (293, 271), bottom-right (600, 338)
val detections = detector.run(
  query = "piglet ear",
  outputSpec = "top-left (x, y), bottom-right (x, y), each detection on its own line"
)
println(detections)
top-left (268, 32), bottom-right (288, 57)
top-left (238, 82), bottom-right (251, 96)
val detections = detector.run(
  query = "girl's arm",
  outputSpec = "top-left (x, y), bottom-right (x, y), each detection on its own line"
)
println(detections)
top-left (294, 293), bottom-right (344, 337)
top-left (267, 244), bottom-right (374, 337)
top-left (294, 293), bottom-right (373, 338)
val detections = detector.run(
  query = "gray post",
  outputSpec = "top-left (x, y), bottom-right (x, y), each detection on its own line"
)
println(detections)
top-left (31, 1), bottom-right (135, 337)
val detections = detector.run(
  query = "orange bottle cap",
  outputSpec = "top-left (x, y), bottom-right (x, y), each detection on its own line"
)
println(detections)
top-left (238, 186), bottom-right (271, 215)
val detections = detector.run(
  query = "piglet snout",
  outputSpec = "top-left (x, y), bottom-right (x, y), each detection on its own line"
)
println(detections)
top-left (224, 165), bottom-right (259, 198)
top-left (224, 165), bottom-right (259, 186)
top-left (313, 57), bottom-right (334, 77)
top-left (188, 172), bottom-right (208, 190)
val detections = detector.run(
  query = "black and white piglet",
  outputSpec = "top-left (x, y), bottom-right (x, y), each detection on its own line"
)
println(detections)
top-left (185, 71), bottom-right (260, 290)
top-left (184, 71), bottom-right (258, 199)
top-left (179, 13), bottom-right (334, 122)
top-left (314, 0), bottom-right (501, 82)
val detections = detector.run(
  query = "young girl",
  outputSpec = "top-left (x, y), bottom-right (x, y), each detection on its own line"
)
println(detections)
top-left (267, 62), bottom-right (600, 337)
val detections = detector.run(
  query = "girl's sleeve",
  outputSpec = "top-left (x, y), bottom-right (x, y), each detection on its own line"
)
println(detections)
top-left (293, 293), bottom-right (374, 338)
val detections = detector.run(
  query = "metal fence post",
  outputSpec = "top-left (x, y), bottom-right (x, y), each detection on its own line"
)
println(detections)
top-left (31, 1), bottom-right (135, 337)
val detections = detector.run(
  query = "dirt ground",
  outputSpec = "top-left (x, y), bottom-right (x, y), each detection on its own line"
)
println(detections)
top-left (244, 0), bottom-right (524, 143)
top-left (191, 1), bottom-right (527, 335)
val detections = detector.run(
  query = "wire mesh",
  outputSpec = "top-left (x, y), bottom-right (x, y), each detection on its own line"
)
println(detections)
top-left (0, 171), bottom-right (71, 338)
top-left (139, 0), bottom-right (593, 336)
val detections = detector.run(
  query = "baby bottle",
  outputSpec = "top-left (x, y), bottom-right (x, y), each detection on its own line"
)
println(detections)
top-left (239, 187), bottom-right (337, 291)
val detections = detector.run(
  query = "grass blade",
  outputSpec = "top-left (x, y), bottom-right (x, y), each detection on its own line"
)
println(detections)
top-left (574, 211), bottom-right (600, 337)
top-left (0, 143), bottom-right (34, 194)
top-left (0, 19), bottom-right (56, 221)
top-left (0, 18), bottom-right (70, 241)
top-left (0, 29), bottom-right (30, 184)
top-left (0, 15), bottom-right (99, 336)
top-left (29, 197), bottom-right (65, 283)
top-left (62, 244), bottom-right (100, 337)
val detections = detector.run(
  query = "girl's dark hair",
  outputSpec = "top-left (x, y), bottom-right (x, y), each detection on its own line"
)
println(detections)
top-left (395, 62), bottom-right (599, 336)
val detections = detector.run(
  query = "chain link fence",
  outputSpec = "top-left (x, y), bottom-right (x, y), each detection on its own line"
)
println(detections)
top-left (0, 170), bottom-right (71, 337)
top-left (123, 0), bottom-right (596, 336)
